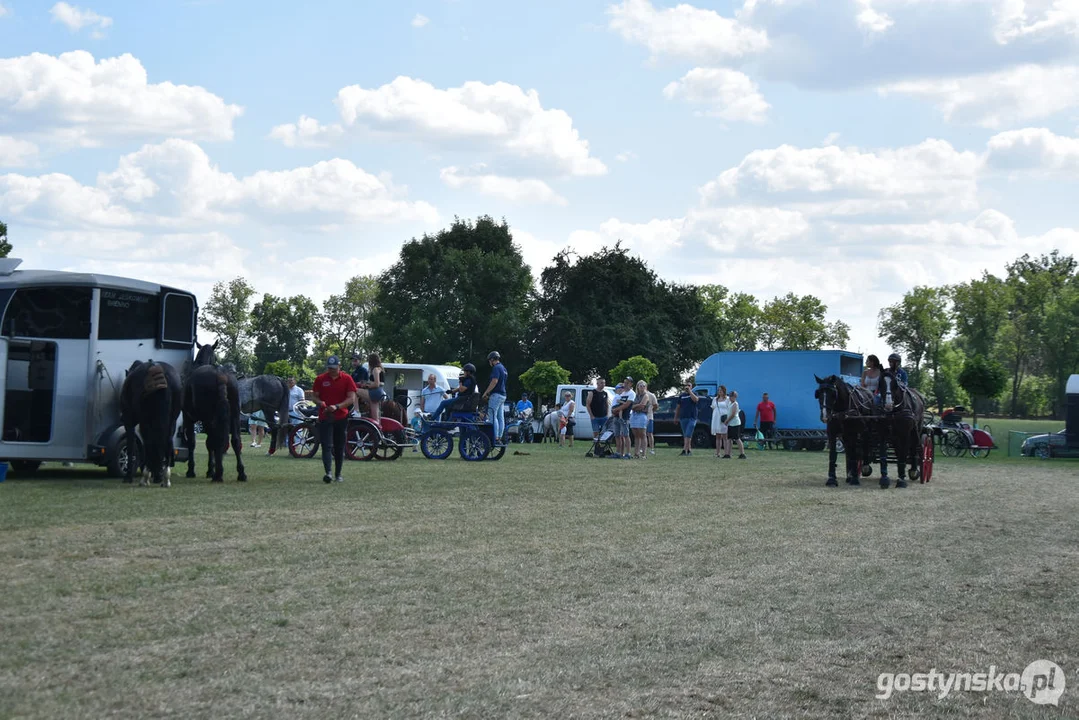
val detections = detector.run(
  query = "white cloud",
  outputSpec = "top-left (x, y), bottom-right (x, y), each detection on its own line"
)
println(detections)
top-left (0, 2), bottom-right (10, 19)
top-left (994, 0), bottom-right (1079, 42)
top-left (412, 13), bottom-right (430, 27)
top-left (615, 150), bottom-right (638, 162)
top-left (854, 0), bottom-right (894, 33)
top-left (0, 136), bottom-right (39, 167)
top-left (662, 68), bottom-right (770, 123)
top-left (607, 0), bottom-right (770, 63)
top-left (267, 115), bottom-right (344, 148)
top-left (879, 64), bottom-right (1079, 129)
top-left (272, 76), bottom-right (606, 177)
top-left (0, 52), bottom-right (243, 148)
top-left (1, 139), bottom-right (438, 229)
top-left (49, 2), bottom-right (112, 35)
top-left (702, 139), bottom-right (982, 216)
top-left (985, 127), bottom-right (1079, 172)
top-left (439, 166), bottom-right (567, 205)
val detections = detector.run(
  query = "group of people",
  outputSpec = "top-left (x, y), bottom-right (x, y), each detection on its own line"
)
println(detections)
top-left (577, 377), bottom-right (659, 459)
top-left (859, 352), bottom-right (909, 404)
top-left (672, 385), bottom-right (749, 459)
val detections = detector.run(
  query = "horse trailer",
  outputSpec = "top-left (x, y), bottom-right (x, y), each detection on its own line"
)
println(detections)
top-left (0, 258), bottom-right (197, 476)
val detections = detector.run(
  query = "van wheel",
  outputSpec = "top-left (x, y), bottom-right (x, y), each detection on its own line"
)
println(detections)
top-left (107, 435), bottom-right (142, 478)
top-left (10, 460), bottom-right (41, 476)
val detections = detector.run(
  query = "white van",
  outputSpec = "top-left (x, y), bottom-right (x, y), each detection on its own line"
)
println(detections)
top-left (368, 363), bottom-right (463, 422)
top-left (553, 384), bottom-right (619, 441)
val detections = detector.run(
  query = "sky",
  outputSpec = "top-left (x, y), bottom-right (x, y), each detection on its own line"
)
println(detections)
top-left (2, 0), bottom-right (1078, 355)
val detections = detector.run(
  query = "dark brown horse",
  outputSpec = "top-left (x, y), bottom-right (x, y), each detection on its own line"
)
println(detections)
top-left (877, 370), bottom-right (927, 488)
top-left (814, 374), bottom-right (875, 487)
top-left (182, 341), bottom-right (247, 483)
top-left (120, 360), bottom-right (182, 487)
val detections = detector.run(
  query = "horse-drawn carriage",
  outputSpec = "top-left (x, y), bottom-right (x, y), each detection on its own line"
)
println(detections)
top-left (286, 400), bottom-right (414, 461)
top-left (928, 407), bottom-right (996, 458)
top-left (815, 372), bottom-right (935, 488)
top-left (418, 392), bottom-right (507, 461)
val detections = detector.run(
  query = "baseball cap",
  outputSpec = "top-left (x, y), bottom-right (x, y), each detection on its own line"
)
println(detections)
top-left (624, 376), bottom-right (633, 383)
top-left (327, 355), bottom-right (341, 368)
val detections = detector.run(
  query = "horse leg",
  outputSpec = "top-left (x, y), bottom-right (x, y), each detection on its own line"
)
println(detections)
top-left (184, 415), bottom-right (197, 478)
top-left (878, 422), bottom-right (890, 489)
top-left (266, 417), bottom-right (278, 456)
top-left (826, 423), bottom-right (838, 487)
top-left (123, 419), bottom-right (137, 484)
top-left (232, 419), bottom-right (247, 482)
top-left (895, 423), bottom-right (910, 488)
top-left (206, 432), bottom-right (217, 480)
top-left (844, 422), bottom-right (861, 486)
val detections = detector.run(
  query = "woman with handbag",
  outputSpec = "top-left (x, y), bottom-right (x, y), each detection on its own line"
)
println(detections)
top-left (727, 390), bottom-right (746, 459)
top-left (710, 385), bottom-right (729, 458)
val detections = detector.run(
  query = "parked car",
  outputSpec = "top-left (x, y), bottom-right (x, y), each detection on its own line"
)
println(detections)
top-left (1021, 430), bottom-right (1077, 458)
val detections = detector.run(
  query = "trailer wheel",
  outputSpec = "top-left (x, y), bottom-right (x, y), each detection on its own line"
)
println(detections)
top-left (10, 460), bottom-right (42, 476)
top-left (692, 426), bottom-right (712, 449)
top-left (784, 439), bottom-right (801, 451)
top-left (107, 434), bottom-right (142, 479)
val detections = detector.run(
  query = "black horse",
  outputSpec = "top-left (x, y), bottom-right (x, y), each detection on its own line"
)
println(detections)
top-left (877, 370), bottom-right (927, 489)
top-left (814, 374), bottom-right (875, 487)
top-left (120, 360), bottom-right (182, 487)
top-left (182, 341), bottom-right (247, 483)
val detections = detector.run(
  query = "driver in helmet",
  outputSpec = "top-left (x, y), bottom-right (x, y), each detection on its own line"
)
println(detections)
top-left (429, 363), bottom-right (478, 420)
top-left (878, 352), bottom-right (909, 398)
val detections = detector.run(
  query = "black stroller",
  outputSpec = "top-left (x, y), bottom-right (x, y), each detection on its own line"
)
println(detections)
top-left (586, 417), bottom-right (618, 458)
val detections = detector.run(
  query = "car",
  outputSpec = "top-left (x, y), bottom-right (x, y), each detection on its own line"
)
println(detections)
top-left (1020, 430), bottom-right (1077, 458)
top-left (651, 395), bottom-right (715, 448)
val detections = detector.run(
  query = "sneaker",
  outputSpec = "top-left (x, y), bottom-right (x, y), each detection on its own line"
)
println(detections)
top-left (322, 473), bottom-right (333, 484)
top-left (738, 454), bottom-right (746, 459)
top-left (679, 450), bottom-right (686, 456)
top-left (722, 454), bottom-right (731, 459)
top-left (686, 450), bottom-right (692, 456)
top-left (335, 476), bottom-right (344, 483)
top-left (649, 450), bottom-right (655, 455)
top-left (250, 442), bottom-right (258, 448)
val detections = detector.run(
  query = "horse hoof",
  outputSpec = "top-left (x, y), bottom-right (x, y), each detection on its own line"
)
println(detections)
top-left (211, 478), bottom-right (223, 483)
top-left (880, 480), bottom-right (890, 489)
top-left (186, 470), bottom-right (196, 479)
top-left (237, 475), bottom-right (248, 483)
top-left (162, 480), bottom-right (171, 488)
top-left (122, 478), bottom-right (134, 484)
top-left (847, 478), bottom-right (860, 486)
top-left (826, 479), bottom-right (838, 487)
top-left (896, 480), bottom-right (908, 489)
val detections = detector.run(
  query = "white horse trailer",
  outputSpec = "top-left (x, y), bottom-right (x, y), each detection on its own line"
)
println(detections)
top-left (0, 259), bottom-right (197, 477)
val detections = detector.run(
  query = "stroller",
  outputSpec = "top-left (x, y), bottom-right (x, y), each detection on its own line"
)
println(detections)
top-left (586, 416), bottom-right (618, 458)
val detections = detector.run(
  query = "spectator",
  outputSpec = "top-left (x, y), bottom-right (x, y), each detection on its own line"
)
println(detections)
top-left (644, 383), bottom-right (659, 456)
top-left (728, 390), bottom-right (746, 459)
top-left (558, 390), bottom-right (576, 448)
top-left (611, 378), bottom-right (635, 459)
top-left (431, 364), bottom-right (478, 420)
top-left (630, 381), bottom-right (650, 458)
top-left (287, 376), bottom-right (305, 419)
top-left (861, 355), bottom-right (883, 405)
top-left (711, 385), bottom-right (730, 458)
top-left (355, 353), bottom-right (385, 424)
top-left (312, 356), bottom-right (358, 483)
top-left (248, 410), bottom-right (268, 448)
top-left (516, 393), bottom-right (534, 416)
top-left (586, 378), bottom-right (610, 441)
top-left (481, 351), bottom-right (508, 446)
top-left (754, 392), bottom-right (777, 450)
top-left (674, 383), bottom-right (700, 456)
top-left (420, 373), bottom-right (447, 417)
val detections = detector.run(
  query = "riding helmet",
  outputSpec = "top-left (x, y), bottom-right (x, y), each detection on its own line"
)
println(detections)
top-left (888, 352), bottom-right (901, 363)
top-left (463, 363), bottom-right (476, 373)
top-left (487, 351), bottom-right (501, 361)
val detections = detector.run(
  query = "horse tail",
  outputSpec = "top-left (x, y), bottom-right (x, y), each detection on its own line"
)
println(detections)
top-left (214, 371), bottom-right (230, 447)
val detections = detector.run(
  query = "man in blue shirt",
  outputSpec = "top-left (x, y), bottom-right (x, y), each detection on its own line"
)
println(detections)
top-left (482, 351), bottom-right (509, 446)
top-left (516, 393), bottom-right (533, 416)
top-left (673, 383), bottom-right (701, 456)
top-left (430, 364), bottom-right (478, 420)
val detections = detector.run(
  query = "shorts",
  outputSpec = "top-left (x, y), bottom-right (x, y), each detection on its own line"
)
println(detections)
top-left (647, 420), bottom-right (654, 434)
top-left (680, 418), bottom-right (696, 437)
top-left (591, 417), bottom-right (607, 434)
top-left (728, 425), bottom-right (742, 438)
top-left (630, 414), bottom-right (649, 430)
top-left (613, 418), bottom-right (630, 438)
top-left (368, 387), bottom-right (387, 403)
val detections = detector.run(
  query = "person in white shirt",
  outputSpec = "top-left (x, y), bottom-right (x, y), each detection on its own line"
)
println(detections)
top-left (611, 378), bottom-right (636, 459)
top-left (727, 390), bottom-right (746, 459)
top-left (711, 385), bottom-right (730, 458)
top-left (419, 373), bottom-right (447, 418)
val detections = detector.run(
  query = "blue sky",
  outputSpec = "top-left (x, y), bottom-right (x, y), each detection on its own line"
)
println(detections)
top-left (2, 0), bottom-right (1078, 354)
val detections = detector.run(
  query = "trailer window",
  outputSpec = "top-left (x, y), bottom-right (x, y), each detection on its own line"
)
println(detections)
top-left (99, 289), bottom-right (158, 340)
top-left (160, 292), bottom-right (196, 347)
top-left (840, 356), bottom-right (862, 377)
top-left (1, 287), bottom-right (92, 339)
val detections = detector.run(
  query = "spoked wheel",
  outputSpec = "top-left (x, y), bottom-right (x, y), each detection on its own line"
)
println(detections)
top-left (942, 432), bottom-right (968, 458)
top-left (969, 445), bottom-right (991, 459)
top-left (376, 430), bottom-right (405, 461)
top-left (487, 432), bottom-right (508, 461)
top-left (519, 424), bottom-right (533, 444)
top-left (979, 423), bottom-right (992, 436)
top-left (921, 433), bottom-right (935, 483)
top-left (288, 425), bottom-right (318, 458)
top-left (459, 428), bottom-right (491, 461)
top-left (347, 421), bottom-right (380, 461)
top-left (421, 429), bottom-right (453, 460)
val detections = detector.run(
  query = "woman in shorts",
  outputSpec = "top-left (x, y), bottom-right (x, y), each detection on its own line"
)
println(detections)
top-left (356, 352), bottom-right (386, 424)
top-left (630, 381), bottom-right (651, 458)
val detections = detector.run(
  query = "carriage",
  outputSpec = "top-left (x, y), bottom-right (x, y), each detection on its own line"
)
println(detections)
top-left (418, 393), bottom-right (507, 461)
top-left (848, 412), bottom-right (936, 484)
top-left (928, 406), bottom-right (996, 458)
top-left (286, 401), bottom-right (414, 461)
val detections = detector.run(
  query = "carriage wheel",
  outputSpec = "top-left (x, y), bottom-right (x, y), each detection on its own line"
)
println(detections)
top-left (488, 442), bottom-right (507, 461)
top-left (346, 421), bottom-right (379, 461)
top-left (375, 430), bottom-right (405, 461)
top-left (980, 423), bottom-right (992, 436)
top-left (288, 425), bottom-right (318, 459)
top-left (969, 445), bottom-right (991, 459)
top-left (459, 428), bottom-right (491, 461)
top-left (421, 429), bottom-right (453, 460)
top-left (921, 433), bottom-right (935, 483)
top-left (861, 460), bottom-right (873, 477)
top-left (943, 432), bottom-right (968, 458)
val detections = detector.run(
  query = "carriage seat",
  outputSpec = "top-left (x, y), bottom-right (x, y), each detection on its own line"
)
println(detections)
top-left (941, 406), bottom-right (966, 426)
top-left (447, 390), bottom-right (482, 419)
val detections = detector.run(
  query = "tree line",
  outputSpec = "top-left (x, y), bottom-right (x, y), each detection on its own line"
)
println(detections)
top-left (878, 251), bottom-right (1078, 419)
top-left (198, 216), bottom-right (850, 398)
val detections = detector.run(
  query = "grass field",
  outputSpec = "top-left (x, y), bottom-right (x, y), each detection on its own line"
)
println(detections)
top-left (1, 439), bottom-right (1077, 719)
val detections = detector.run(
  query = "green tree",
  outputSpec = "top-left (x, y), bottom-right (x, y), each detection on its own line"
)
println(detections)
top-left (698, 285), bottom-right (762, 351)
top-left (370, 216), bottom-right (534, 395)
top-left (0, 219), bottom-right (11, 258)
top-left (250, 293), bottom-right (319, 372)
top-left (950, 273), bottom-right (1008, 358)
top-left (878, 286), bottom-right (953, 395)
top-left (316, 275), bottom-right (379, 360)
top-left (263, 359), bottom-right (299, 377)
top-left (927, 341), bottom-right (968, 413)
top-left (200, 277), bottom-right (256, 373)
top-left (1041, 275), bottom-right (1079, 418)
top-left (609, 356), bottom-right (659, 386)
top-left (958, 354), bottom-right (1008, 426)
top-left (519, 360), bottom-right (571, 406)
top-left (758, 293), bottom-right (850, 350)
top-left (533, 245), bottom-right (721, 392)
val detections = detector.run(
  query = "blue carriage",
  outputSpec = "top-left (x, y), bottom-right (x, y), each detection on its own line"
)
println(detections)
top-left (419, 392), bottom-right (507, 461)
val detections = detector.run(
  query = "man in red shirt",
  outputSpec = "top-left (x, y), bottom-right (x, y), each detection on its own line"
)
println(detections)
top-left (754, 392), bottom-right (777, 450)
top-left (312, 355), bottom-right (358, 483)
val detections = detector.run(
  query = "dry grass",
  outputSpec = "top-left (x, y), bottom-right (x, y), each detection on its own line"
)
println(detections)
top-left (1, 445), bottom-right (1077, 719)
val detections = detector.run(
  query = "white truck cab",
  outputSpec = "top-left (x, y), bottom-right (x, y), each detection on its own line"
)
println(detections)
top-left (553, 384), bottom-right (619, 440)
